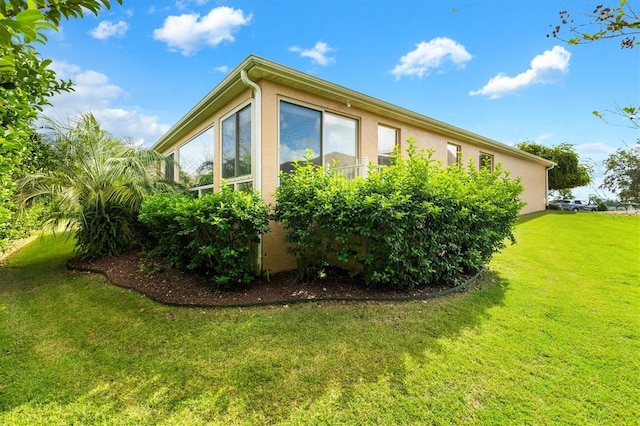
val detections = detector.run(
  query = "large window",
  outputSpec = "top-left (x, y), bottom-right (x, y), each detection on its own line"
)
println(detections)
top-left (378, 125), bottom-right (398, 166)
top-left (222, 105), bottom-right (252, 180)
top-left (178, 127), bottom-right (214, 188)
top-left (479, 152), bottom-right (494, 171)
top-left (279, 100), bottom-right (357, 173)
top-left (447, 143), bottom-right (461, 166)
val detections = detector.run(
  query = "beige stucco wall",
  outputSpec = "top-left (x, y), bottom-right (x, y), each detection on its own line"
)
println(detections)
top-left (158, 78), bottom-right (549, 275)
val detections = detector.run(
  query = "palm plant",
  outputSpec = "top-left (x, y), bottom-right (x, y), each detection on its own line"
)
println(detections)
top-left (17, 113), bottom-right (173, 259)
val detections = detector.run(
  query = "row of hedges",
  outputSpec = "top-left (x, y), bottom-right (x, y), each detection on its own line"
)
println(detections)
top-left (138, 186), bottom-right (270, 287)
top-left (138, 139), bottom-right (524, 290)
top-left (274, 139), bottom-right (525, 289)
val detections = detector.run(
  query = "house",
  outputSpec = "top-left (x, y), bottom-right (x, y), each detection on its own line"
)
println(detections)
top-left (153, 54), bottom-right (555, 274)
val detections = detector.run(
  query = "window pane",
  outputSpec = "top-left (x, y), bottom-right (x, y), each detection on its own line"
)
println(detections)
top-left (279, 101), bottom-right (321, 172)
top-left (222, 114), bottom-right (236, 178)
top-left (378, 125), bottom-right (397, 166)
top-left (447, 143), bottom-right (461, 166)
top-left (237, 181), bottom-right (253, 192)
top-left (222, 105), bottom-right (253, 179)
top-left (324, 112), bottom-right (357, 167)
top-left (178, 128), bottom-right (214, 187)
top-left (238, 105), bottom-right (252, 176)
top-left (165, 153), bottom-right (175, 181)
top-left (479, 152), bottom-right (493, 170)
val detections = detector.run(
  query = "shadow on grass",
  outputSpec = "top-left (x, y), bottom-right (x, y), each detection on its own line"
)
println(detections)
top-left (0, 232), bottom-right (511, 423)
top-left (0, 232), bottom-right (75, 296)
top-left (200, 270), bottom-right (511, 421)
top-left (517, 210), bottom-right (559, 225)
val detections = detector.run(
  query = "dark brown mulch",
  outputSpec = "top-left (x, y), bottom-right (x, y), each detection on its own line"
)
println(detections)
top-left (67, 252), bottom-right (480, 307)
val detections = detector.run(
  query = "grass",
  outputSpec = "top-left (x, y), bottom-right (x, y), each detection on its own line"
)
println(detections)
top-left (0, 212), bottom-right (638, 424)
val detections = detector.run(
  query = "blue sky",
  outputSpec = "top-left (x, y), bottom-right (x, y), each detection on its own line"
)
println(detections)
top-left (40, 0), bottom-right (639, 200)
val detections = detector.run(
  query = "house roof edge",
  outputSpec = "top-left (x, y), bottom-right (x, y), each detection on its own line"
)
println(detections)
top-left (152, 55), bottom-right (555, 167)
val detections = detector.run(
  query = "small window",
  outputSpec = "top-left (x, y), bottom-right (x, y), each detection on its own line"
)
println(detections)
top-left (164, 153), bottom-right (175, 181)
top-left (447, 143), bottom-right (461, 166)
top-left (378, 125), bottom-right (398, 166)
top-left (479, 152), bottom-right (494, 171)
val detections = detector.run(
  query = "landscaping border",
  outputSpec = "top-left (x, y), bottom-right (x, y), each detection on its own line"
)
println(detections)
top-left (66, 260), bottom-right (485, 308)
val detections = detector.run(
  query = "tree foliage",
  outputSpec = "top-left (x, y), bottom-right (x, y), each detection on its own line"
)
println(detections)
top-left (601, 140), bottom-right (640, 202)
top-left (17, 113), bottom-right (171, 259)
top-left (548, 1), bottom-right (639, 128)
top-left (515, 142), bottom-right (593, 192)
top-left (0, 0), bottom-right (121, 250)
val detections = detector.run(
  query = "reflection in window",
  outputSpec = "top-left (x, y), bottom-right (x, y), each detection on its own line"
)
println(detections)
top-left (479, 152), bottom-right (494, 171)
top-left (447, 143), bottom-right (461, 166)
top-left (279, 101), bottom-right (321, 172)
top-left (279, 100), bottom-right (357, 173)
top-left (324, 112), bottom-right (357, 167)
top-left (222, 105), bottom-right (252, 179)
top-left (178, 128), bottom-right (213, 188)
top-left (378, 125), bottom-right (397, 166)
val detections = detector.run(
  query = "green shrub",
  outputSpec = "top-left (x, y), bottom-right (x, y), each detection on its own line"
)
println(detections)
top-left (137, 192), bottom-right (194, 268)
top-left (597, 200), bottom-right (608, 211)
top-left (139, 187), bottom-right (270, 287)
top-left (274, 138), bottom-right (525, 289)
top-left (74, 202), bottom-right (138, 260)
top-left (0, 201), bottom-right (49, 253)
top-left (272, 156), bottom-right (348, 281)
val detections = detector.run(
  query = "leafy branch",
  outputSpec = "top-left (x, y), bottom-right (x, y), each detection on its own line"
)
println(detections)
top-left (548, 1), bottom-right (640, 49)
top-left (592, 103), bottom-right (640, 128)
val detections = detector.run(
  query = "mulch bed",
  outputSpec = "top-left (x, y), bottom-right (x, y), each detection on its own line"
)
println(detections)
top-left (66, 252), bottom-right (481, 308)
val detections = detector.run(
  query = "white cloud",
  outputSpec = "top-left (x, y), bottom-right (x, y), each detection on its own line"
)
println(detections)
top-left (289, 41), bottom-right (336, 66)
top-left (575, 142), bottom-right (617, 156)
top-left (96, 109), bottom-right (171, 146)
top-left (214, 65), bottom-right (229, 73)
top-left (42, 61), bottom-right (170, 146)
top-left (153, 6), bottom-right (251, 55)
top-left (90, 20), bottom-right (129, 40)
top-left (391, 37), bottom-right (472, 79)
top-left (470, 46), bottom-right (571, 99)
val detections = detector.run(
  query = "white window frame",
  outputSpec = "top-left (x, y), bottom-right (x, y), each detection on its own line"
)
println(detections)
top-left (164, 151), bottom-right (176, 182)
top-left (479, 151), bottom-right (494, 171)
top-left (220, 100), bottom-right (254, 190)
top-left (178, 126), bottom-right (214, 196)
top-left (377, 124), bottom-right (399, 166)
top-left (447, 143), bottom-right (462, 166)
top-left (277, 97), bottom-right (360, 177)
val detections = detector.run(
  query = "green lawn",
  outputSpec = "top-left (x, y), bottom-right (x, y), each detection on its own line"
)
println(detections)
top-left (1, 212), bottom-right (639, 425)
